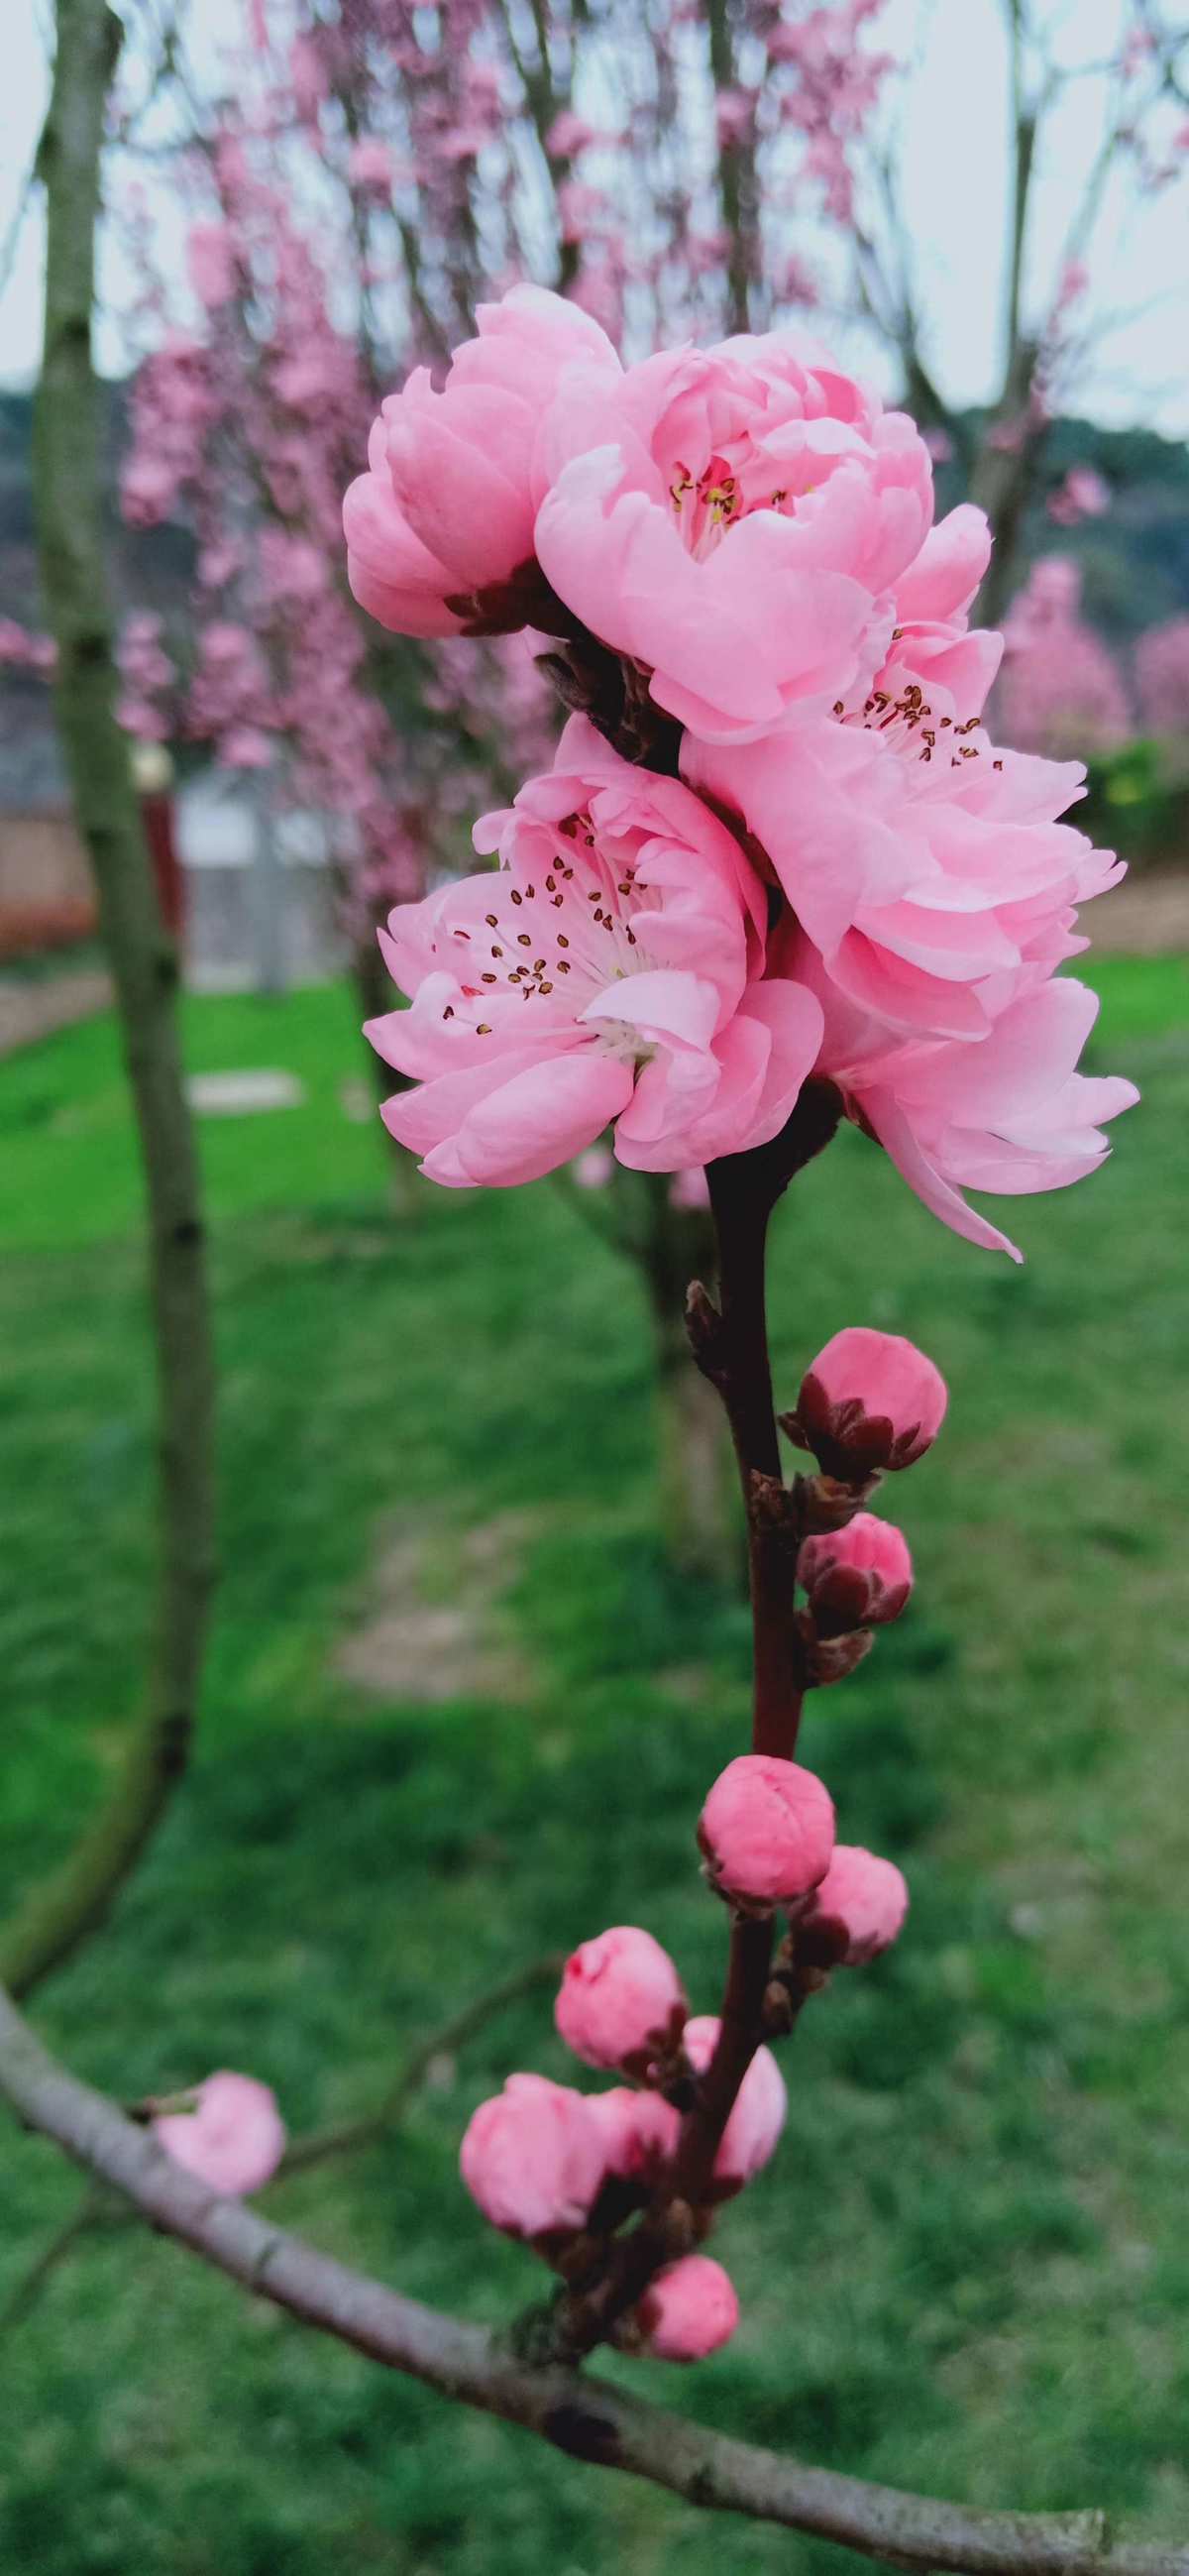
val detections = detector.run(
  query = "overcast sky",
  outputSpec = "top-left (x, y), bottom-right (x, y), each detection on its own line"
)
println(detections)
top-left (1, 0), bottom-right (1186, 435)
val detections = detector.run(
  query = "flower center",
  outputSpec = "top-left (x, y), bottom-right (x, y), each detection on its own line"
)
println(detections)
top-left (668, 449), bottom-right (793, 561)
top-left (831, 653), bottom-right (1000, 773)
top-left (435, 810), bottom-right (659, 1046)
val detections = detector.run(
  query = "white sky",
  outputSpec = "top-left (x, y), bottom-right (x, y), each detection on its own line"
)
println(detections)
top-left (1, 0), bottom-right (1187, 435)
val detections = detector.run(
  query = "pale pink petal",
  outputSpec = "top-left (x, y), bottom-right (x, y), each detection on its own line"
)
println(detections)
top-left (895, 505), bottom-right (991, 623)
top-left (442, 1051), bottom-right (636, 1185)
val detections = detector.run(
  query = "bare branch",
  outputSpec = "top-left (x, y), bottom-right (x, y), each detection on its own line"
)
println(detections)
top-left (1, 1985), bottom-right (1185, 2576)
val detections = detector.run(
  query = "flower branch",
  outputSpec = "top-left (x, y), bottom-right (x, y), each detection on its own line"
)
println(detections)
top-left (1, 1984), bottom-right (1185, 2576)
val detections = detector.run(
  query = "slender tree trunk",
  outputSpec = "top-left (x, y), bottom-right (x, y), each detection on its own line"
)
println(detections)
top-left (0, 0), bottom-right (217, 1997)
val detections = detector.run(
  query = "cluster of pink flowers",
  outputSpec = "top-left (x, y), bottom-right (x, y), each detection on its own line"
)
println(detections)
top-left (354, 289), bottom-right (1135, 1259)
top-left (996, 557), bottom-right (1132, 765)
top-left (458, 1325), bottom-right (935, 2360)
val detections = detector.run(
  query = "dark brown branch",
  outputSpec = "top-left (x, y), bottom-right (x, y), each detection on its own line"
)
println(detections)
top-left (2, 0), bottom-right (217, 1998)
top-left (702, 1084), bottom-right (843, 1754)
top-left (1, 1986), bottom-right (1184, 2576)
top-left (545, 1086), bottom-right (843, 2359)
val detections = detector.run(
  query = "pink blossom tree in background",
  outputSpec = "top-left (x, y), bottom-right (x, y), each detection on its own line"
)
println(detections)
top-left (994, 553), bottom-right (1132, 759)
top-left (832, 0), bottom-right (1189, 622)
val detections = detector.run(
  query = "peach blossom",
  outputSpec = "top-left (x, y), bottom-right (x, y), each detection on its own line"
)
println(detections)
top-left (635, 2253), bottom-right (739, 2360)
top-left (683, 2015), bottom-right (787, 2190)
top-left (459, 2073), bottom-right (605, 2240)
top-left (153, 2072), bottom-right (285, 2197)
top-left (799, 1512), bottom-right (913, 1629)
top-left (555, 1926), bottom-right (687, 2071)
top-left (345, 286), bottom-right (619, 638)
top-left (805, 1846), bottom-right (909, 1963)
top-left (794, 1326), bottom-right (946, 1474)
top-left (699, 1754), bottom-right (835, 1913)
top-left (367, 719), bottom-right (822, 1186)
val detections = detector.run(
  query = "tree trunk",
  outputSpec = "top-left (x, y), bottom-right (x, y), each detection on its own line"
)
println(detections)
top-left (631, 1171), bottom-right (739, 1584)
top-left (649, 1285), bottom-right (739, 1584)
top-left (3, 0), bottom-right (217, 1997)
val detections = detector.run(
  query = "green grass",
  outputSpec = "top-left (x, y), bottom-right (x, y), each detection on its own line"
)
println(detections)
top-left (1, 954), bottom-right (1188, 2576)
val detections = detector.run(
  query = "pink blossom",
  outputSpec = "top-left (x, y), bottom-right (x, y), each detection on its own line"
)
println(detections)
top-left (683, 2015), bottom-right (787, 2190)
top-left (715, 86), bottom-right (755, 149)
top-left (1047, 466), bottom-right (1110, 525)
top-left (345, 286), bottom-right (619, 639)
top-left (589, 2086), bottom-right (681, 2181)
top-left (804, 1845), bottom-right (909, 1962)
top-left (0, 618), bottom-right (55, 675)
top-left (459, 2073), bottom-right (606, 2240)
top-left (688, 536), bottom-right (1123, 1055)
top-left (799, 1512), bottom-right (913, 1629)
top-left (367, 719), bottom-right (823, 1186)
top-left (555, 1926), bottom-right (688, 2071)
top-left (575, 1145), bottom-right (614, 1189)
top-left (535, 334), bottom-right (932, 742)
top-left (221, 725), bottom-right (274, 769)
top-left (153, 2071), bottom-right (285, 2196)
top-left (557, 180), bottom-right (608, 245)
top-left (186, 221), bottom-right (235, 309)
top-left (347, 136), bottom-right (394, 193)
top-left (288, 31), bottom-right (326, 123)
top-left (996, 559), bottom-right (1130, 759)
top-left (546, 109), bottom-right (600, 158)
top-left (794, 1326), bottom-right (946, 1474)
top-left (635, 2253), bottom-right (739, 2360)
top-left (122, 455), bottom-right (185, 528)
top-left (699, 1754), bottom-right (835, 1913)
top-left (802, 958), bottom-right (1138, 1260)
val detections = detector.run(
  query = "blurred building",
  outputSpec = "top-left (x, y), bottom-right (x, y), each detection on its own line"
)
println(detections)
top-left (0, 731), bottom-right (348, 989)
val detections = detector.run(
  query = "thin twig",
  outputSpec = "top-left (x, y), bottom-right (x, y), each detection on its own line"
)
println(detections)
top-left (0, 2184), bottom-right (113, 2333)
top-left (279, 1954), bottom-right (565, 2179)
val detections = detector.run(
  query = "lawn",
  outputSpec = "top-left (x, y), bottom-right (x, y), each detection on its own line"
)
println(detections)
top-left (1, 955), bottom-right (1188, 2576)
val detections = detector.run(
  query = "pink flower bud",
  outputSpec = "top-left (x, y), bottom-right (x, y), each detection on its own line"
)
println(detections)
top-left (634, 2253), bottom-right (739, 2361)
top-left (699, 1754), bottom-right (834, 1913)
top-left (799, 1513), bottom-right (913, 1633)
top-left (153, 2071), bottom-right (285, 2197)
top-left (555, 1926), bottom-right (688, 2072)
top-left (684, 2015), bottom-right (786, 2191)
top-left (588, 2085), bottom-right (682, 2182)
top-left (459, 2073), bottom-right (605, 2240)
top-left (804, 1846), bottom-right (909, 1964)
top-left (793, 1327), bottom-right (947, 1476)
